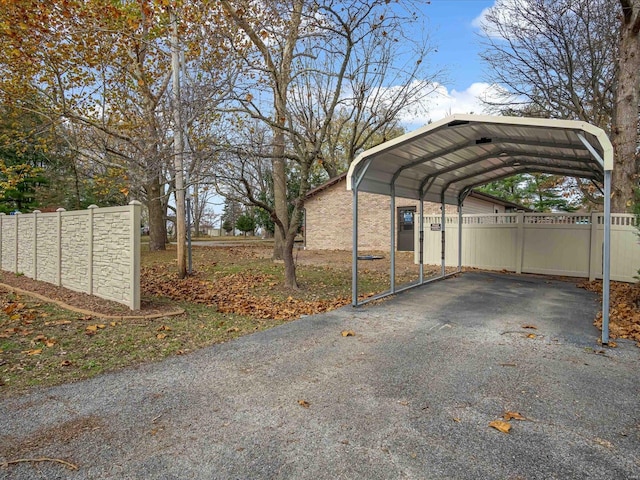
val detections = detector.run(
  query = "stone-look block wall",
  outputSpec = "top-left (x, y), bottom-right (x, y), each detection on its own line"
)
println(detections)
top-left (36, 215), bottom-right (58, 285)
top-left (0, 202), bottom-right (141, 309)
top-left (1, 217), bottom-right (16, 272)
top-left (92, 208), bottom-right (134, 305)
top-left (17, 216), bottom-right (36, 278)
top-left (60, 211), bottom-right (91, 293)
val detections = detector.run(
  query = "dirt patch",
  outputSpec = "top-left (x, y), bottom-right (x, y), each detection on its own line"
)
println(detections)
top-left (0, 272), bottom-right (178, 318)
top-left (0, 415), bottom-right (106, 460)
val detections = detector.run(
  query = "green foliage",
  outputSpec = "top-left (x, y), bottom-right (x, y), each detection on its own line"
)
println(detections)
top-left (0, 109), bottom-right (49, 213)
top-left (479, 173), bottom-right (579, 212)
top-left (221, 197), bottom-right (243, 234)
top-left (222, 219), bottom-right (233, 234)
top-left (235, 213), bottom-right (255, 236)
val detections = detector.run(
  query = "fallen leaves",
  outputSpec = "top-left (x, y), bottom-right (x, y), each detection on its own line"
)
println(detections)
top-left (526, 333), bottom-right (537, 339)
top-left (503, 411), bottom-right (526, 421)
top-left (490, 411), bottom-right (527, 434)
top-left (21, 348), bottom-right (42, 356)
top-left (140, 265), bottom-right (350, 321)
top-left (156, 326), bottom-right (171, 339)
top-left (522, 324), bottom-right (537, 330)
top-left (579, 279), bottom-right (640, 345)
top-left (341, 330), bottom-right (355, 337)
top-left (3, 301), bottom-right (25, 316)
top-left (44, 319), bottom-right (72, 326)
top-left (85, 324), bottom-right (106, 335)
top-left (298, 399), bottom-right (310, 408)
top-left (489, 420), bottom-right (511, 434)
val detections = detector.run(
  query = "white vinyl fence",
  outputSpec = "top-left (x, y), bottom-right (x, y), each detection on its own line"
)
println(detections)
top-left (0, 201), bottom-right (141, 309)
top-left (415, 212), bottom-right (639, 283)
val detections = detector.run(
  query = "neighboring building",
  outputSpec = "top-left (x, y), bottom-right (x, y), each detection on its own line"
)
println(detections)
top-left (304, 173), bottom-right (526, 251)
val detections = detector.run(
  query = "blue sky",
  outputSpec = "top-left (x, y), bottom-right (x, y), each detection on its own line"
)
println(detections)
top-left (397, 0), bottom-right (500, 127)
top-left (428, 0), bottom-right (493, 89)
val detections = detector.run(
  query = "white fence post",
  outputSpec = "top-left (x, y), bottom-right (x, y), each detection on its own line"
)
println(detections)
top-left (129, 200), bottom-right (141, 310)
top-left (56, 208), bottom-right (65, 286)
top-left (515, 212), bottom-right (524, 274)
top-left (588, 211), bottom-right (599, 281)
top-left (87, 205), bottom-right (98, 295)
top-left (14, 213), bottom-right (19, 274)
top-left (33, 210), bottom-right (40, 280)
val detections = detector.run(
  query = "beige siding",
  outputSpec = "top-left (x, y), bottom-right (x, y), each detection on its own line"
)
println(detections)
top-left (416, 213), bottom-right (640, 282)
top-left (462, 197), bottom-right (506, 215)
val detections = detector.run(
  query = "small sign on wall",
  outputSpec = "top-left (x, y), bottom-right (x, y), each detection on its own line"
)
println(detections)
top-left (430, 223), bottom-right (442, 231)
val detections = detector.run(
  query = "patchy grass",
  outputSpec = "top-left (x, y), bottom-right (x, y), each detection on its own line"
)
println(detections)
top-left (0, 292), bottom-right (285, 395)
top-left (1, 244), bottom-right (422, 396)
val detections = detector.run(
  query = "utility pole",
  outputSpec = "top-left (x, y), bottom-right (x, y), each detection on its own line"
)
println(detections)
top-left (171, 5), bottom-right (186, 278)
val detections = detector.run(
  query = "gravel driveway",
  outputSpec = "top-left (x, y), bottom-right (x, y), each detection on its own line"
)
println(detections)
top-left (1, 272), bottom-right (639, 479)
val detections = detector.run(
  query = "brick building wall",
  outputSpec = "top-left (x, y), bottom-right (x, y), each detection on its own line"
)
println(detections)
top-left (305, 178), bottom-right (454, 250)
top-left (304, 177), bottom-right (508, 251)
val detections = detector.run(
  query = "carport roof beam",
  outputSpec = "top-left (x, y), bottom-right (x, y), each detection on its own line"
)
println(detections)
top-left (347, 114), bottom-right (614, 345)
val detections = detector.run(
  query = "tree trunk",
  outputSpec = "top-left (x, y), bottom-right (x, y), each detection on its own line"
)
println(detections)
top-left (171, 7), bottom-right (186, 278)
top-left (282, 229), bottom-right (298, 289)
top-left (612, 0), bottom-right (640, 212)
top-left (146, 176), bottom-right (166, 251)
top-left (272, 153), bottom-right (287, 260)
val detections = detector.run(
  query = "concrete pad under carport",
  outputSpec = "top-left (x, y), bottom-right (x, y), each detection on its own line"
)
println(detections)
top-left (1, 272), bottom-right (638, 479)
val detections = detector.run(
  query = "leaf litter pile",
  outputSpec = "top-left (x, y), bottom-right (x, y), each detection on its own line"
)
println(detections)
top-left (141, 264), bottom-right (350, 320)
top-left (579, 279), bottom-right (640, 345)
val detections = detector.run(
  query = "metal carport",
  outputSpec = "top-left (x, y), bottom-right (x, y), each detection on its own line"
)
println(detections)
top-left (346, 114), bottom-right (613, 344)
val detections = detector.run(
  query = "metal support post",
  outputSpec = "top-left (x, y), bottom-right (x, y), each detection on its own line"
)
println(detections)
top-left (352, 187), bottom-right (359, 306)
top-left (457, 201), bottom-right (463, 273)
top-left (390, 185), bottom-right (396, 293)
top-left (440, 193), bottom-right (446, 277)
top-left (602, 170), bottom-right (612, 344)
top-left (419, 198), bottom-right (424, 283)
top-left (186, 197), bottom-right (192, 274)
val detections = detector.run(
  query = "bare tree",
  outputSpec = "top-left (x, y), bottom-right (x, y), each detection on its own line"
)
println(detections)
top-left (479, 0), bottom-right (618, 127)
top-left (479, 0), bottom-right (639, 211)
top-left (218, 0), bottom-right (441, 288)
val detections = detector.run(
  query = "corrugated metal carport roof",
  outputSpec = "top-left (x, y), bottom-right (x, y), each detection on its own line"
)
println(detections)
top-left (347, 114), bottom-right (612, 205)
top-left (346, 114), bottom-right (614, 344)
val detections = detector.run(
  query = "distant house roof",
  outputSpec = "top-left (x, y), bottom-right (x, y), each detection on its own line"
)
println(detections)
top-left (306, 172), bottom-right (530, 211)
top-left (305, 172), bottom-right (349, 198)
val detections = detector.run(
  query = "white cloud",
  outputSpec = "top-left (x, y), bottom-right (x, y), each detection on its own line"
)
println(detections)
top-left (398, 82), bottom-right (511, 129)
top-left (471, 6), bottom-right (493, 31)
top-left (471, 0), bottom-right (534, 39)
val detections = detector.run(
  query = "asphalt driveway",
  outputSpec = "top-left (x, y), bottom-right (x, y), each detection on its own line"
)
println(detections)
top-left (1, 272), bottom-right (639, 479)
